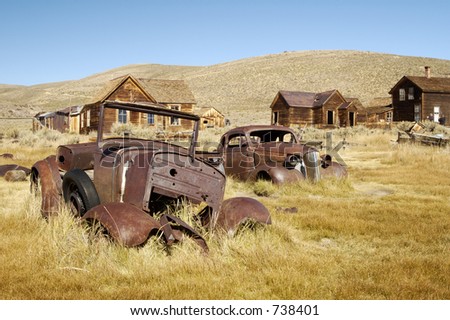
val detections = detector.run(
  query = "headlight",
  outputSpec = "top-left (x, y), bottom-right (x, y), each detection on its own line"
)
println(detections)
top-left (285, 155), bottom-right (301, 168)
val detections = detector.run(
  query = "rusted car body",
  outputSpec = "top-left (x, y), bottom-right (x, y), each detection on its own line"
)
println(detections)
top-left (31, 101), bottom-right (271, 250)
top-left (208, 125), bottom-right (347, 184)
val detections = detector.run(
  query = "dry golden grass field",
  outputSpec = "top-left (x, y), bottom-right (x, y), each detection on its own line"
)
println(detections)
top-left (1, 125), bottom-right (449, 300)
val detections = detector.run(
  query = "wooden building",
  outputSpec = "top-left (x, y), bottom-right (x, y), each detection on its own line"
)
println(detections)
top-left (389, 67), bottom-right (450, 125)
top-left (33, 107), bottom-right (71, 133)
top-left (358, 97), bottom-right (393, 125)
top-left (196, 107), bottom-right (225, 130)
top-left (270, 89), bottom-right (358, 128)
top-left (69, 74), bottom-right (197, 134)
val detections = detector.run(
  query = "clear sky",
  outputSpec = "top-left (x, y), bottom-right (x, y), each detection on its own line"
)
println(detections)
top-left (1, 0), bottom-right (449, 86)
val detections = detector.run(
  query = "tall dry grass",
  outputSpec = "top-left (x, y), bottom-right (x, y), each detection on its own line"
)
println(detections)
top-left (0, 126), bottom-right (449, 299)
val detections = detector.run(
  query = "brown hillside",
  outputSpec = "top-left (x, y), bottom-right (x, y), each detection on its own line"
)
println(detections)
top-left (1, 50), bottom-right (450, 125)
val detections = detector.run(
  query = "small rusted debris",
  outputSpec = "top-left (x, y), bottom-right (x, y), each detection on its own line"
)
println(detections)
top-left (82, 202), bottom-right (161, 247)
top-left (214, 197), bottom-right (272, 233)
top-left (275, 206), bottom-right (298, 214)
top-left (0, 153), bottom-right (14, 159)
top-left (0, 164), bottom-right (31, 177)
top-left (160, 213), bottom-right (208, 252)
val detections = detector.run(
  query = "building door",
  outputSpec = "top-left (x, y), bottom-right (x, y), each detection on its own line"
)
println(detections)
top-left (349, 112), bottom-right (355, 127)
top-left (434, 106), bottom-right (440, 122)
top-left (272, 111), bottom-right (279, 125)
top-left (327, 110), bottom-right (334, 125)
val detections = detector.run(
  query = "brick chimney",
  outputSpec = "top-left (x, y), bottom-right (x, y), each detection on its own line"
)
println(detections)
top-left (424, 66), bottom-right (431, 78)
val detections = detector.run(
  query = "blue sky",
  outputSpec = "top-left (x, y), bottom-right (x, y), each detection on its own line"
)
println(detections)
top-left (1, 0), bottom-right (449, 85)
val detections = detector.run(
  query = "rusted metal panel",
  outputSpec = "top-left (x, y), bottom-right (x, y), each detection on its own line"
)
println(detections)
top-left (82, 202), bottom-right (161, 247)
top-left (0, 164), bottom-right (31, 176)
top-left (160, 213), bottom-right (208, 252)
top-left (57, 142), bottom-right (97, 172)
top-left (214, 197), bottom-right (271, 232)
top-left (30, 155), bottom-right (62, 217)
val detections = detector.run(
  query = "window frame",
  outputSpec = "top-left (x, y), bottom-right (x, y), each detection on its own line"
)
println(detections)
top-left (118, 109), bottom-right (127, 124)
top-left (399, 88), bottom-right (406, 101)
top-left (169, 105), bottom-right (181, 126)
top-left (408, 87), bottom-right (414, 100)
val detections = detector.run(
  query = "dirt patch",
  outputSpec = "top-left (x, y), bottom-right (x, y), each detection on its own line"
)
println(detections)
top-left (353, 182), bottom-right (395, 197)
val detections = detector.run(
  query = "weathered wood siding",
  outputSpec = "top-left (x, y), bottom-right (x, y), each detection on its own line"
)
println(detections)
top-left (422, 93), bottom-right (450, 122)
top-left (289, 107), bottom-right (315, 126)
top-left (199, 108), bottom-right (224, 130)
top-left (339, 104), bottom-right (358, 127)
top-left (107, 78), bottom-right (152, 103)
top-left (321, 93), bottom-right (344, 127)
top-left (392, 78), bottom-right (420, 121)
top-left (271, 96), bottom-right (290, 126)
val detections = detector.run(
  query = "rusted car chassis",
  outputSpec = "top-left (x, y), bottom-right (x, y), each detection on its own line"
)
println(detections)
top-left (31, 101), bottom-right (271, 251)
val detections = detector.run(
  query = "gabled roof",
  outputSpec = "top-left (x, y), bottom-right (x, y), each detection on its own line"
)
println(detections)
top-left (338, 101), bottom-right (352, 110)
top-left (276, 89), bottom-right (338, 108)
top-left (195, 106), bottom-right (225, 118)
top-left (389, 76), bottom-right (450, 94)
top-left (93, 74), bottom-right (196, 104)
top-left (138, 78), bottom-right (196, 104)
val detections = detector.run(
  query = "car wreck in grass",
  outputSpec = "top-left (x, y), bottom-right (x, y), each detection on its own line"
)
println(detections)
top-left (199, 125), bottom-right (347, 184)
top-left (30, 101), bottom-right (271, 251)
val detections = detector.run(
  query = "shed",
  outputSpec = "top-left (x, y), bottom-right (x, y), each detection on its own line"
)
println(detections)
top-left (33, 107), bottom-right (71, 133)
top-left (195, 107), bottom-right (225, 130)
top-left (363, 97), bottom-right (393, 123)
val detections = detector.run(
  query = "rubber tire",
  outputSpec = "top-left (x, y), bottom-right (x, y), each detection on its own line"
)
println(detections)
top-left (62, 169), bottom-right (100, 217)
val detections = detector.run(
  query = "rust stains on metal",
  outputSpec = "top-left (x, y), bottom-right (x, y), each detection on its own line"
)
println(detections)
top-left (30, 155), bottom-right (62, 218)
top-left (160, 213), bottom-right (208, 252)
top-left (214, 197), bottom-right (272, 233)
top-left (30, 101), bottom-right (273, 253)
top-left (82, 202), bottom-right (161, 247)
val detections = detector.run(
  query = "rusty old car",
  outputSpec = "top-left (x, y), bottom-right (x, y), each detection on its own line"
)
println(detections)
top-left (203, 125), bottom-right (347, 184)
top-left (30, 101), bottom-right (271, 250)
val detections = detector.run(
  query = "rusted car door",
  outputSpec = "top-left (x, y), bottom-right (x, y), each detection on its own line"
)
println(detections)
top-left (220, 133), bottom-right (255, 179)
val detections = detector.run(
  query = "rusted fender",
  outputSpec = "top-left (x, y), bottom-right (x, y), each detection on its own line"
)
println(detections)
top-left (266, 166), bottom-right (303, 184)
top-left (31, 156), bottom-right (62, 217)
top-left (160, 213), bottom-right (209, 253)
top-left (320, 161), bottom-right (348, 179)
top-left (215, 197), bottom-right (272, 232)
top-left (82, 202), bottom-right (162, 247)
top-left (0, 164), bottom-right (31, 177)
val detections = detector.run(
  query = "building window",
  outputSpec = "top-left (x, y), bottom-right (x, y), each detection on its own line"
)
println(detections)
top-left (147, 113), bottom-right (154, 125)
top-left (408, 87), bottom-right (414, 100)
top-left (414, 104), bottom-right (421, 122)
top-left (399, 88), bottom-right (406, 101)
top-left (170, 105), bottom-right (180, 126)
top-left (118, 109), bottom-right (127, 123)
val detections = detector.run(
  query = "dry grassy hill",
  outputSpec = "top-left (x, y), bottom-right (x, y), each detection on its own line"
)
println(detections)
top-left (2, 50), bottom-right (450, 125)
